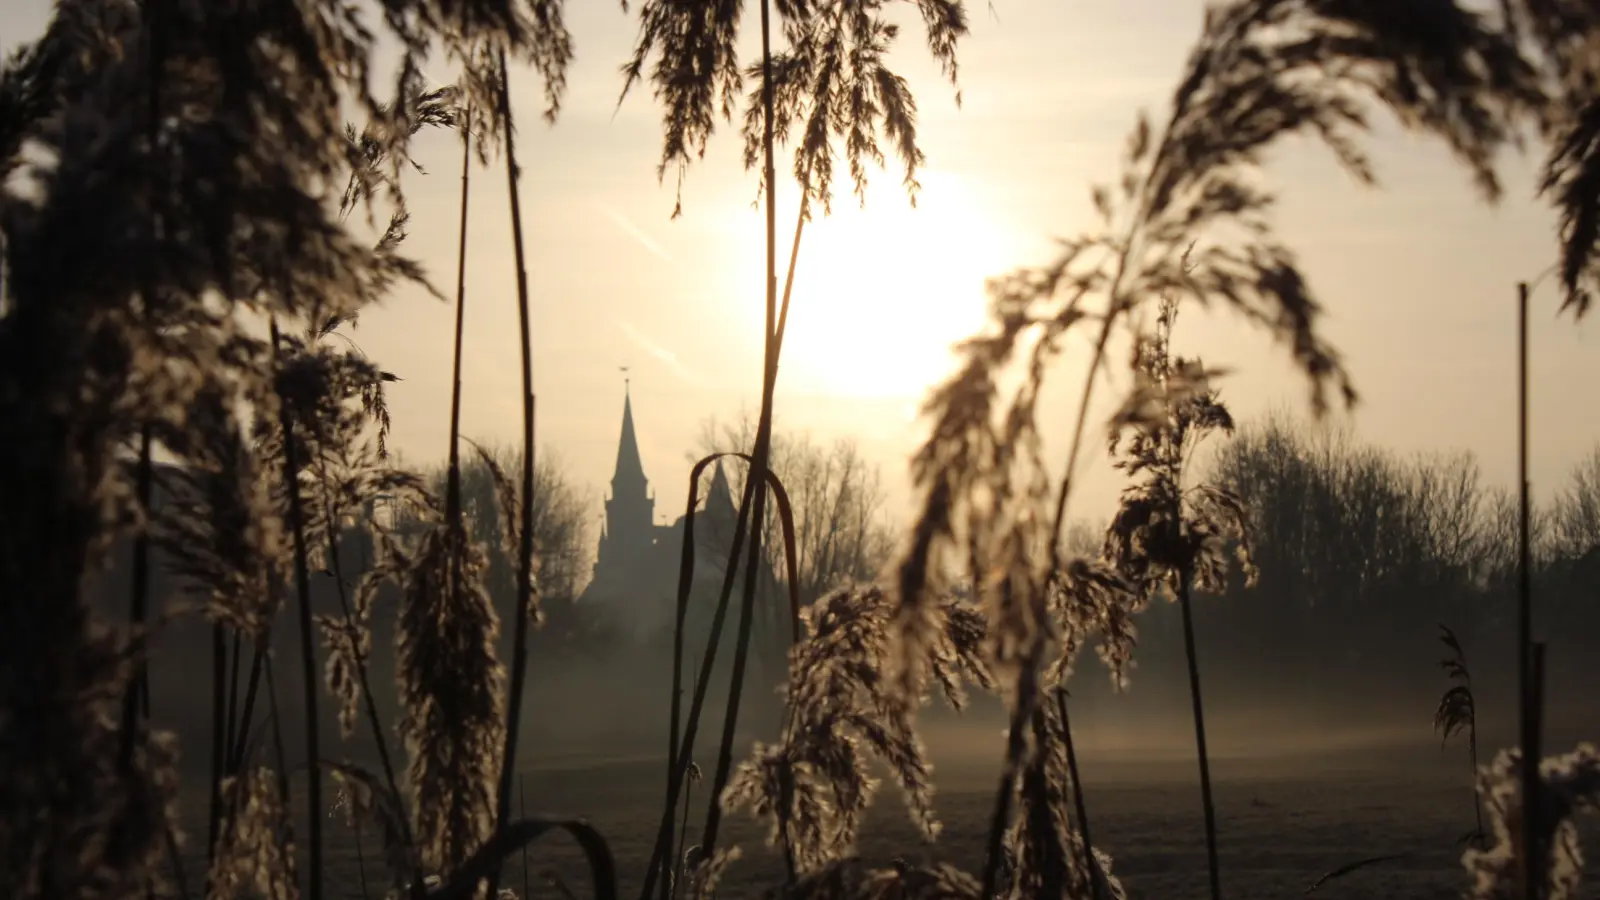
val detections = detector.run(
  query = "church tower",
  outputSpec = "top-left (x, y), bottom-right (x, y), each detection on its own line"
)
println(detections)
top-left (592, 382), bottom-right (655, 585)
top-left (576, 380), bottom-right (778, 644)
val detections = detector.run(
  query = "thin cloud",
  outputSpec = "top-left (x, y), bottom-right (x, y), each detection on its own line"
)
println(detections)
top-left (598, 202), bottom-right (673, 262)
top-left (614, 318), bottom-right (703, 385)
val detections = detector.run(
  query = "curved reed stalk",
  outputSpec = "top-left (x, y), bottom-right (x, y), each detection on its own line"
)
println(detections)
top-left (642, 452), bottom-right (802, 900)
top-left (640, 462), bottom-right (758, 900)
top-left (689, 0), bottom-right (791, 868)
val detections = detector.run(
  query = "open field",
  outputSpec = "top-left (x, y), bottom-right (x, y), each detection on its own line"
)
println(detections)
top-left (172, 736), bottom-right (1600, 900)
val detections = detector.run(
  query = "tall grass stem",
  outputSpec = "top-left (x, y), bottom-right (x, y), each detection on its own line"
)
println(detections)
top-left (492, 49), bottom-right (541, 899)
top-left (1178, 570), bottom-right (1221, 900)
top-left (1516, 281), bottom-right (1539, 900)
top-left (695, 0), bottom-right (784, 864)
top-left (271, 317), bottom-right (325, 900)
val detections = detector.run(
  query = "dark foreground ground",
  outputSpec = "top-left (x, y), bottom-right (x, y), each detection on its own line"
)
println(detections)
top-left (171, 734), bottom-right (1600, 900)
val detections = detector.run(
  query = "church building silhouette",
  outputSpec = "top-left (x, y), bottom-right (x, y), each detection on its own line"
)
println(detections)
top-left (576, 383), bottom-right (775, 644)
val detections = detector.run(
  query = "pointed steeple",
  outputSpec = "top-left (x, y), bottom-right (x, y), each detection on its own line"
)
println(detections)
top-left (593, 378), bottom-right (654, 585)
top-left (706, 458), bottom-right (736, 521)
top-left (611, 382), bottom-right (647, 495)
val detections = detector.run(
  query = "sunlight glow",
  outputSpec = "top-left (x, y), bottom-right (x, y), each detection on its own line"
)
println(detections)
top-left (775, 171), bottom-right (1011, 401)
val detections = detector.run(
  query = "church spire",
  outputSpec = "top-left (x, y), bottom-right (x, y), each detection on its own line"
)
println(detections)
top-left (706, 458), bottom-right (736, 521)
top-left (611, 376), bottom-right (647, 495)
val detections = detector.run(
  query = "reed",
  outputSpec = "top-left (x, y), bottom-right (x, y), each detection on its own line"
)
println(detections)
top-left (1436, 623), bottom-right (1486, 847)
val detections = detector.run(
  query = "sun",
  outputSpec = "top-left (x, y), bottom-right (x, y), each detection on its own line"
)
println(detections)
top-left (774, 171), bottom-right (1012, 402)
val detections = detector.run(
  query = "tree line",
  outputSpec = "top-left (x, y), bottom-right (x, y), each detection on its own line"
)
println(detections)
top-left (1064, 412), bottom-right (1600, 732)
top-left (286, 406), bottom-right (1600, 724)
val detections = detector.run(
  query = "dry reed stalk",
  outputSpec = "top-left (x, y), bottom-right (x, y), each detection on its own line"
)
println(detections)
top-left (143, 382), bottom-right (286, 870)
top-left (621, 0), bottom-right (966, 884)
top-left (645, 449), bottom-right (806, 899)
top-left (642, 459), bottom-right (760, 900)
top-left (1522, 641), bottom-right (1547, 900)
top-left (123, 423), bottom-right (156, 759)
top-left (520, 775), bottom-right (532, 900)
top-left (694, 0), bottom-right (786, 865)
top-left (263, 653), bottom-right (293, 810)
top-left (208, 622), bottom-right (229, 868)
top-left (388, 485), bottom-right (506, 886)
top-left (994, 669), bottom-right (1125, 900)
top-left (673, 757), bottom-right (701, 900)
top-left (700, 442), bottom-right (777, 862)
top-left (1110, 297), bottom-right (1245, 900)
top-left (1055, 688), bottom-right (1104, 900)
top-left (119, 0), bottom-right (165, 784)
top-left (444, 98), bottom-right (473, 698)
top-left (314, 470), bottom-right (416, 881)
top-left (701, 449), bottom-right (809, 871)
top-left (208, 766), bottom-right (299, 900)
top-left (0, 2), bottom-right (587, 896)
top-left (124, 9), bottom-right (166, 897)
top-left (227, 633), bottom-right (269, 774)
top-left (646, 451), bottom-right (805, 898)
top-left (1176, 564), bottom-right (1220, 900)
top-left (224, 629), bottom-right (243, 773)
top-left (1516, 280), bottom-right (1540, 900)
top-left (356, 819), bottom-right (372, 900)
top-left (271, 316), bottom-right (326, 900)
top-left (896, 6), bottom-right (1541, 898)
top-left (491, 44), bottom-right (542, 900)
top-left (978, 614), bottom-right (1036, 899)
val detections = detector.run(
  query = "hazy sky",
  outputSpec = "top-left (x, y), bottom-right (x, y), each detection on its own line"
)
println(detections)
top-left (6, 0), bottom-right (1597, 538)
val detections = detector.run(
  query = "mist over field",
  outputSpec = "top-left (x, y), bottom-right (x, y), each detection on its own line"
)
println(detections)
top-left (116, 584), bottom-right (1600, 776)
top-left (97, 414), bottom-right (1600, 780)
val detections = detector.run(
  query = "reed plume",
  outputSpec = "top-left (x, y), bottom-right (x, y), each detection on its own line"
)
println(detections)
top-left (206, 767), bottom-right (299, 900)
top-left (620, 1), bottom-right (969, 891)
top-left (1504, 0), bottom-right (1600, 314)
top-left (391, 508), bottom-right (508, 881)
top-left (722, 586), bottom-right (988, 875)
top-left (1435, 623), bottom-right (1486, 846)
top-left (1462, 743), bottom-right (1600, 900)
top-left (896, 1), bottom-right (1533, 895)
top-left (998, 696), bottom-right (1126, 900)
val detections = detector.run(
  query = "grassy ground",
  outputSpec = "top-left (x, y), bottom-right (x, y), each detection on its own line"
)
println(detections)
top-left (172, 735), bottom-right (1600, 899)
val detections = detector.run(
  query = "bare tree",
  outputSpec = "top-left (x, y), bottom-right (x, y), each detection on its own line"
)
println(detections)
top-left (694, 413), bottom-right (895, 607)
top-left (1541, 446), bottom-right (1600, 626)
top-left (413, 444), bottom-right (593, 610)
top-left (1549, 446), bottom-right (1600, 562)
top-left (690, 411), bottom-right (895, 720)
top-left (1205, 414), bottom-right (1537, 683)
